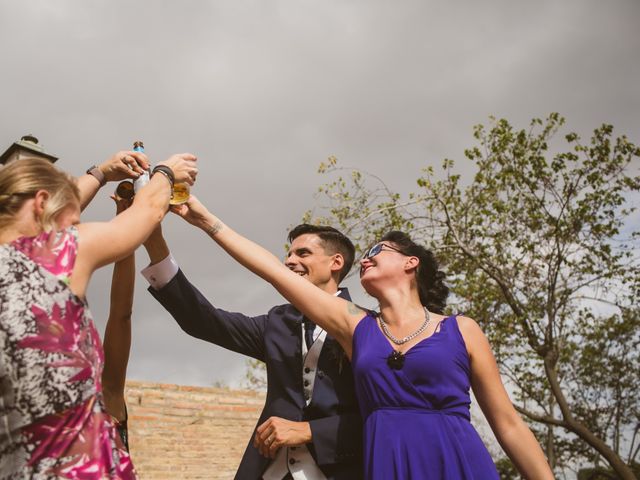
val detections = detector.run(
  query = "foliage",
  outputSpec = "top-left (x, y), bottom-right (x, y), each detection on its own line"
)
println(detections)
top-left (243, 358), bottom-right (267, 392)
top-left (577, 462), bottom-right (640, 480)
top-left (303, 114), bottom-right (640, 478)
top-left (495, 457), bottom-right (519, 479)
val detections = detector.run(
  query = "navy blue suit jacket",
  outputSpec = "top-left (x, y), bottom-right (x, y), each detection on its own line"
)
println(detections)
top-left (149, 269), bottom-right (363, 480)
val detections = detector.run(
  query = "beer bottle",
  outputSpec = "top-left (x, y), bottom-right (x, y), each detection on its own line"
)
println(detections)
top-left (115, 180), bottom-right (135, 200)
top-left (132, 141), bottom-right (150, 193)
top-left (129, 140), bottom-right (190, 204)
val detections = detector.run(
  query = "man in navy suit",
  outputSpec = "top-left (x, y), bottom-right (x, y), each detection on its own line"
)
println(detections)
top-left (141, 223), bottom-right (363, 480)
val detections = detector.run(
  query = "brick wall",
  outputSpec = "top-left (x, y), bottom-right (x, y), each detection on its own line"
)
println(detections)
top-left (125, 380), bottom-right (265, 479)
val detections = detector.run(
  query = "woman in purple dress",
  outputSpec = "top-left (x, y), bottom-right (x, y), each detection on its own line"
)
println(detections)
top-left (174, 196), bottom-right (554, 479)
top-left (0, 153), bottom-right (197, 478)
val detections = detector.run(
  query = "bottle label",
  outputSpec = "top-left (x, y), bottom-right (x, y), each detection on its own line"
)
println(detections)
top-left (134, 170), bottom-right (150, 192)
top-left (132, 142), bottom-right (149, 192)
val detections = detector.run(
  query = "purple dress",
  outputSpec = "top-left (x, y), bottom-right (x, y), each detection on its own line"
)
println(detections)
top-left (352, 314), bottom-right (499, 479)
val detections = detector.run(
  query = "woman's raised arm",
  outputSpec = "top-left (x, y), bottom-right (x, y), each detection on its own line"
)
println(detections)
top-left (76, 150), bottom-right (149, 211)
top-left (458, 316), bottom-right (554, 479)
top-left (172, 195), bottom-right (364, 356)
top-left (101, 196), bottom-right (135, 425)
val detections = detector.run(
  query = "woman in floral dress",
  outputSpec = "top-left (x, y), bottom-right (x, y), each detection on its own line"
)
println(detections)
top-left (0, 153), bottom-right (197, 479)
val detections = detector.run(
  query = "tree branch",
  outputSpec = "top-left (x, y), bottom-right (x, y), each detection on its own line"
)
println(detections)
top-left (514, 404), bottom-right (566, 428)
top-left (544, 356), bottom-right (637, 479)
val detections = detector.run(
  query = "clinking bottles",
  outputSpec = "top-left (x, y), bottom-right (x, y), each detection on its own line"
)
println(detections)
top-left (116, 140), bottom-right (190, 204)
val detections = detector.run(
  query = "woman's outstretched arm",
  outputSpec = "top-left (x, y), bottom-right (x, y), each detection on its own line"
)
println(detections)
top-left (171, 196), bottom-right (364, 356)
top-left (101, 196), bottom-right (135, 424)
top-left (458, 316), bottom-right (554, 479)
top-left (76, 150), bottom-right (149, 211)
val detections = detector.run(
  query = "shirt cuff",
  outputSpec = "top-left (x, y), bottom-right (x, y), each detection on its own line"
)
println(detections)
top-left (141, 253), bottom-right (179, 290)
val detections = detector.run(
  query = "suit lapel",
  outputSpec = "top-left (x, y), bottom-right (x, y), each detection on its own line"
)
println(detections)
top-left (337, 288), bottom-right (351, 302)
top-left (282, 304), bottom-right (304, 330)
top-left (281, 288), bottom-right (352, 343)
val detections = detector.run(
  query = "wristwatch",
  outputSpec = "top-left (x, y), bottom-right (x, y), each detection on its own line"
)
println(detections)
top-left (86, 165), bottom-right (106, 187)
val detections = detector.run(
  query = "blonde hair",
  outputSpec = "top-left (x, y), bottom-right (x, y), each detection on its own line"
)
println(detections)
top-left (0, 158), bottom-right (80, 232)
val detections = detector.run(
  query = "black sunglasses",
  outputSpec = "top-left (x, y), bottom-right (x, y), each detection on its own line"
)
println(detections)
top-left (363, 242), bottom-right (405, 259)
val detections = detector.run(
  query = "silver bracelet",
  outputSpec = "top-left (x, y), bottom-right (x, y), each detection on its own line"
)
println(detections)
top-left (151, 168), bottom-right (173, 188)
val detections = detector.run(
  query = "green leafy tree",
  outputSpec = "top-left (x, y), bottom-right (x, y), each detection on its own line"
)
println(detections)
top-left (243, 358), bottom-right (267, 392)
top-left (302, 114), bottom-right (640, 478)
top-left (577, 461), bottom-right (640, 480)
top-left (495, 457), bottom-right (519, 479)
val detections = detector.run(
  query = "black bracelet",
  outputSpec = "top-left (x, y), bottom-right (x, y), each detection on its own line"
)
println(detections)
top-left (151, 165), bottom-right (175, 188)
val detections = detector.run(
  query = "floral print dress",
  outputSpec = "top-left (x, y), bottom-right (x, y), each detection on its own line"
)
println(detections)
top-left (0, 227), bottom-right (136, 479)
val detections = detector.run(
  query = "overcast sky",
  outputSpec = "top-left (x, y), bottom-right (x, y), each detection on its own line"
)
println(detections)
top-left (1, 0), bottom-right (639, 387)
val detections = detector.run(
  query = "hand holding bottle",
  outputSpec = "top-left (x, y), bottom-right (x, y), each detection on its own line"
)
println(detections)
top-left (98, 150), bottom-right (150, 183)
top-left (157, 153), bottom-right (198, 186)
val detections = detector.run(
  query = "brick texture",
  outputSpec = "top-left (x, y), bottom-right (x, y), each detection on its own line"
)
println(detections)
top-left (125, 380), bottom-right (265, 479)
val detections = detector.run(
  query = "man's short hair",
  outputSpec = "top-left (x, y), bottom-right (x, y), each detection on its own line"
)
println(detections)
top-left (288, 224), bottom-right (355, 283)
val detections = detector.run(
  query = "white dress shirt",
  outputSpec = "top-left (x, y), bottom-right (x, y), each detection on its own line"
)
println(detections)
top-left (141, 253), bottom-right (179, 290)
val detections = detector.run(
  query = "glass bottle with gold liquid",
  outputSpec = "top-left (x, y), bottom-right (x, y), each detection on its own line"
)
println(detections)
top-left (169, 179), bottom-right (190, 205)
top-left (131, 140), bottom-right (190, 204)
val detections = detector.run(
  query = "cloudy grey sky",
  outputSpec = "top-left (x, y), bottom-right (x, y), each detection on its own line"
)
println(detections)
top-left (2, 0), bottom-right (639, 387)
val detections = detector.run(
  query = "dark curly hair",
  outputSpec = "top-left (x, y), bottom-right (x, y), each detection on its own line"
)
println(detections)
top-left (379, 231), bottom-right (449, 314)
top-left (288, 224), bottom-right (355, 283)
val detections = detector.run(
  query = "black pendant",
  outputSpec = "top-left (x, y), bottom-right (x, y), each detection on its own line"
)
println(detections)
top-left (387, 350), bottom-right (405, 370)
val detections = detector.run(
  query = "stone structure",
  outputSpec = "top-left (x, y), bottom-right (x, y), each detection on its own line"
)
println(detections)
top-left (125, 380), bottom-right (265, 479)
top-left (0, 134), bottom-right (58, 165)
